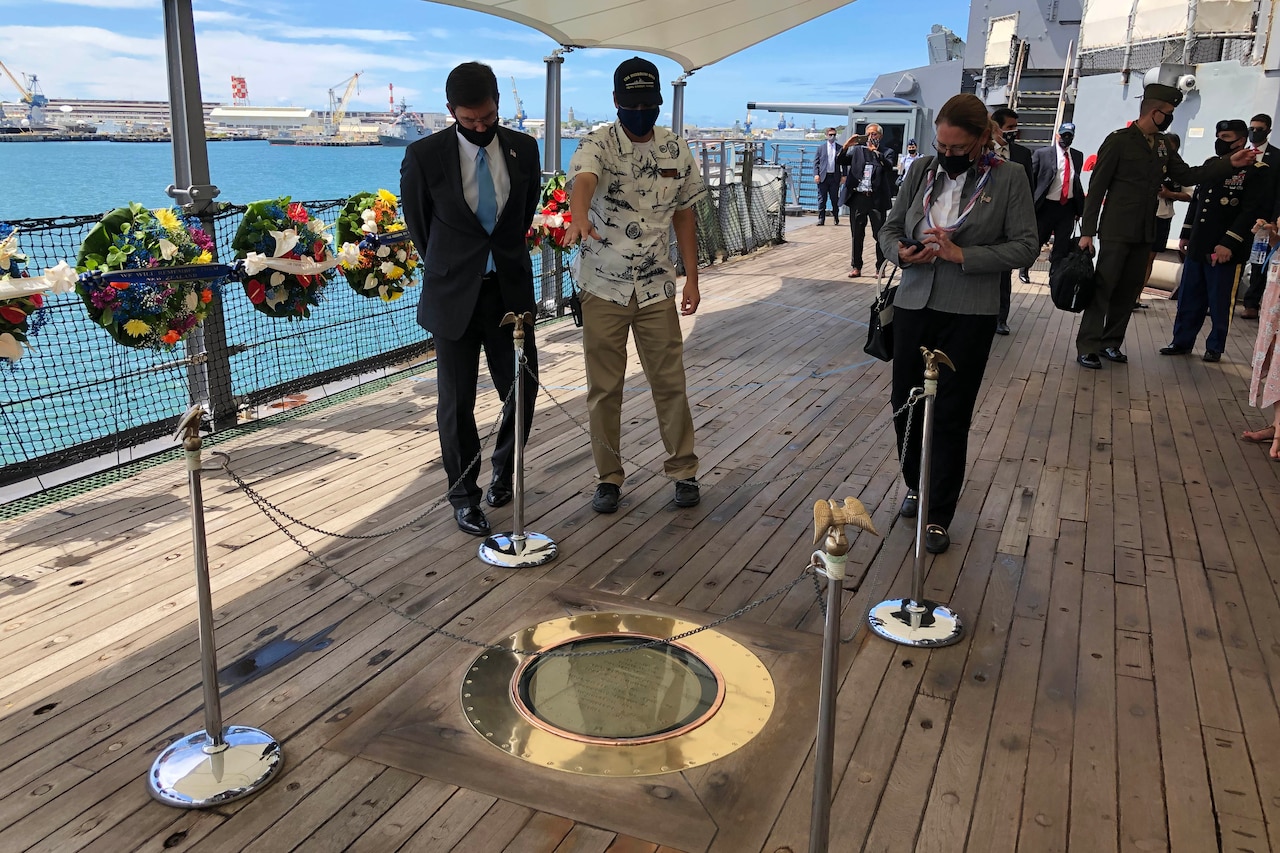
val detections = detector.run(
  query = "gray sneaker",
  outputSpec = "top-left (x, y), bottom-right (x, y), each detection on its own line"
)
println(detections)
top-left (674, 478), bottom-right (700, 507)
top-left (592, 483), bottom-right (620, 513)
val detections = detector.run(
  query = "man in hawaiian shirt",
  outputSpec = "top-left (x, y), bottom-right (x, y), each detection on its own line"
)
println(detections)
top-left (561, 56), bottom-right (708, 514)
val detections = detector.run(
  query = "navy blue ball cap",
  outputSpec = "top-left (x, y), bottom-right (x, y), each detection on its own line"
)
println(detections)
top-left (614, 57), bottom-right (663, 108)
top-left (1059, 122), bottom-right (1076, 135)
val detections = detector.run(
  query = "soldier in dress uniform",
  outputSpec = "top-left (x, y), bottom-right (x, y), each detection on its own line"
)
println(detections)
top-left (1075, 83), bottom-right (1256, 369)
top-left (1159, 119), bottom-right (1269, 362)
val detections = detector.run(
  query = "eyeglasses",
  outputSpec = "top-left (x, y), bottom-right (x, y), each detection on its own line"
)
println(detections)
top-left (933, 142), bottom-right (971, 156)
top-left (454, 109), bottom-right (498, 129)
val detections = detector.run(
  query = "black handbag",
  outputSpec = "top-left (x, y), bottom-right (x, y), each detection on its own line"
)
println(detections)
top-left (1049, 244), bottom-right (1096, 313)
top-left (864, 264), bottom-right (898, 361)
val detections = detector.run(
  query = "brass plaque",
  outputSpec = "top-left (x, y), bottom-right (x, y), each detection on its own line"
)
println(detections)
top-left (462, 613), bottom-right (774, 776)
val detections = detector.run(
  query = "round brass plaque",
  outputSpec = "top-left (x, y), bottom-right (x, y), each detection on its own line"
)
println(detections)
top-left (461, 613), bottom-right (775, 776)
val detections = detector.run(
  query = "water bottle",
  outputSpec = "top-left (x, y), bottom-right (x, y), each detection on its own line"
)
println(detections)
top-left (1250, 232), bottom-right (1269, 266)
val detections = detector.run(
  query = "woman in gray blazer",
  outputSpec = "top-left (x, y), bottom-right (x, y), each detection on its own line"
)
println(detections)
top-left (879, 94), bottom-right (1038, 554)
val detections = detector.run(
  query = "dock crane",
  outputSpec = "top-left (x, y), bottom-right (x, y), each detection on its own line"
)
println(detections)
top-left (0, 57), bottom-right (48, 126)
top-left (325, 72), bottom-right (361, 135)
top-left (509, 76), bottom-right (526, 130)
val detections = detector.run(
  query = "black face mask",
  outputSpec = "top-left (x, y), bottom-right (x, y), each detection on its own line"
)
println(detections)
top-left (938, 152), bottom-right (972, 175)
top-left (1215, 138), bottom-right (1241, 157)
top-left (618, 107), bottom-right (660, 138)
top-left (1155, 111), bottom-right (1174, 132)
top-left (907, 147), bottom-right (917, 154)
top-left (1058, 134), bottom-right (1074, 148)
top-left (456, 122), bottom-right (497, 148)
top-left (1251, 127), bottom-right (1269, 145)
top-left (1003, 129), bottom-right (1019, 143)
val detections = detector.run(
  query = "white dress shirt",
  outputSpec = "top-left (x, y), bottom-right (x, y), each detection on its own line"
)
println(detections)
top-left (455, 129), bottom-right (510, 219)
top-left (927, 164), bottom-right (966, 229)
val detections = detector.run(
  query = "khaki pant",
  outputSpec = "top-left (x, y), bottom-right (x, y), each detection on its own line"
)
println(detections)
top-left (581, 291), bottom-right (698, 486)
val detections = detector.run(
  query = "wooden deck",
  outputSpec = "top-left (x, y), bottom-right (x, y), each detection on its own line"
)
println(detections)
top-left (3, 222), bottom-right (1280, 853)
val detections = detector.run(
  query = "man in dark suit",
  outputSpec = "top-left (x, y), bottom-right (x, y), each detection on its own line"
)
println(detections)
top-left (400, 62), bottom-right (541, 536)
top-left (1076, 83), bottom-right (1253, 370)
top-left (838, 127), bottom-right (895, 277)
top-left (1031, 122), bottom-right (1086, 266)
top-left (993, 108), bottom-right (1035, 334)
top-left (813, 127), bottom-right (844, 226)
top-left (1239, 113), bottom-right (1280, 318)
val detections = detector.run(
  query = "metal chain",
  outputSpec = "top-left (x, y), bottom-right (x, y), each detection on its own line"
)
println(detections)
top-left (214, 376), bottom-right (520, 540)
top-left (232, 476), bottom-right (821, 659)
top-left (527, 361), bottom-right (922, 493)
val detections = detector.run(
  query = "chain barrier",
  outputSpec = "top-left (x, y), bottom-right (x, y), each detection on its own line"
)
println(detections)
top-left (210, 332), bottom-right (924, 656)
top-left (527, 360), bottom-right (922, 494)
top-left (232, 474), bottom-right (821, 658)
top-left (215, 376), bottom-right (519, 541)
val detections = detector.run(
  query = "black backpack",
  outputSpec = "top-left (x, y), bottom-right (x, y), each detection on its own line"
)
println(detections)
top-left (1049, 246), bottom-right (1096, 313)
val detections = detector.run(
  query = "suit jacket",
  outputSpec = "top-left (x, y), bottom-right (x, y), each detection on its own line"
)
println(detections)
top-left (1005, 142), bottom-right (1034, 189)
top-left (880, 155), bottom-right (1039, 315)
top-left (1081, 124), bottom-right (1235, 243)
top-left (1261, 143), bottom-right (1280, 218)
top-left (813, 139), bottom-right (845, 181)
top-left (837, 144), bottom-right (894, 210)
top-left (1031, 144), bottom-right (1085, 216)
top-left (400, 125), bottom-right (541, 340)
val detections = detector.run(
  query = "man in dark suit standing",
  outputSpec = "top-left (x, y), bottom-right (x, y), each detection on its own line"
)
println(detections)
top-left (838, 127), bottom-right (895, 277)
top-left (813, 127), bottom-right (844, 226)
top-left (1030, 122), bottom-right (1085, 266)
top-left (993, 108), bottom-right (1035, 334)
top-left (400, 62), bottom-right (541, 536)
top-left (1238, 113), bottom-right (1280, 318)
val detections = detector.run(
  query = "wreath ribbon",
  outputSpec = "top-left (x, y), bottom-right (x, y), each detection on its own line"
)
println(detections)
top-left (240, 253), bottom-right (340, 278)
top-left (0, 261), bottom-right (78, 299)
top-left (83, 263), bottom-right (237, 286)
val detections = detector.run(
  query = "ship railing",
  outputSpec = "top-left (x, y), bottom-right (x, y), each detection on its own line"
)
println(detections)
top-left (0, 181), bottom-right (784, 499)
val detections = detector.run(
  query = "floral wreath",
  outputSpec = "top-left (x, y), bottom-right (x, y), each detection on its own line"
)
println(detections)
top-left (75, 204), bottom-right (223, 350)
top-left (526, 173), bottom-right (572, 253)
top-left (335, 189), bottom-right (419, 302)
top-left (232, 198), bottom-right (336, 319)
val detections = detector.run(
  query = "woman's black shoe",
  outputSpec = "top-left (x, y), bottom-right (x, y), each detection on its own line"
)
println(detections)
top-left (924, 524), bottom-right (950, 554)
top-left (899, 490), bottom-right (919, 518)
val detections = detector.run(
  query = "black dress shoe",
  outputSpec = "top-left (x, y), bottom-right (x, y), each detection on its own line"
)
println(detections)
top-left (1077, 353), bottom-right (1102, 369)
top-left (592, 483), bottom-right (620, 513)
top-left (1203, 350), bottom-right (1221, 362)
top-left (833, 217), bottom-right (840, 226)
top-left (454, 505), bottom-right (490, 536)
top-left (1101, 347), bottom-right (1128, 363)
top-left (485, 481), bottom-right (513, 508)
top-left (899, 490), bottom-right (919, 518)
top-left (995, 321), bottom-right (1010, 336)
top-left (1018, 269), bottom-right (1031, 283)
top-left (924, 524), bottom-right (950, 554)
top-left (1159, 345), bottom-right (1192, 355)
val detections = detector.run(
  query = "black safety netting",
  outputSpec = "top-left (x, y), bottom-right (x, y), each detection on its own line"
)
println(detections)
top-left (1, 181), bottom-right (780, 490)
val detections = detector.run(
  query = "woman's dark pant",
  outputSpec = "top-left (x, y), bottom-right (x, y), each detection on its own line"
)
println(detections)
top-left (891, 306), bottom-right (998, 530)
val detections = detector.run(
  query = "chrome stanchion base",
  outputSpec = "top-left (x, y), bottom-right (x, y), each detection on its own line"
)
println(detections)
top-left (148, 726), bottom-right (283, 808)
top-left (478, 532), bottom-right (558, 569)
top-left (867, 598), bottom-right (963, 648)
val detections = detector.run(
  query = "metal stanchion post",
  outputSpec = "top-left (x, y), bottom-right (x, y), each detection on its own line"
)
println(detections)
top-left (479, 312), bottom-right (558, 568)
top-left (809, 498), bottom-right (879, 853)
top-left (149, 405), bottom-right (283, 808)
top-left (867, 348), bottom-right (964, 647)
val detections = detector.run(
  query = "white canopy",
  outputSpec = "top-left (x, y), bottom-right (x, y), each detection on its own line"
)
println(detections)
top-left (427, 0), bottom-right (858, 71)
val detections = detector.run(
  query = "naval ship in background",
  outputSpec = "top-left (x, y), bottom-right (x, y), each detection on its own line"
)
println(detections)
top-left (750, 0), bottom-right (1275, 173)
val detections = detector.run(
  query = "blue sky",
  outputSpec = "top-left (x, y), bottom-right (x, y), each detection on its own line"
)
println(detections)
top-left (0, 0), bottom-right (968, 127)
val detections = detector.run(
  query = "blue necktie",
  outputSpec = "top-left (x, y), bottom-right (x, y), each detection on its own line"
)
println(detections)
top-left (476, 147), bottom-right (497, 272)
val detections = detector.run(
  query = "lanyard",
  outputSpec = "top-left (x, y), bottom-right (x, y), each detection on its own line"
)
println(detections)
top-left (922, 162), bottom-right (992, 232)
